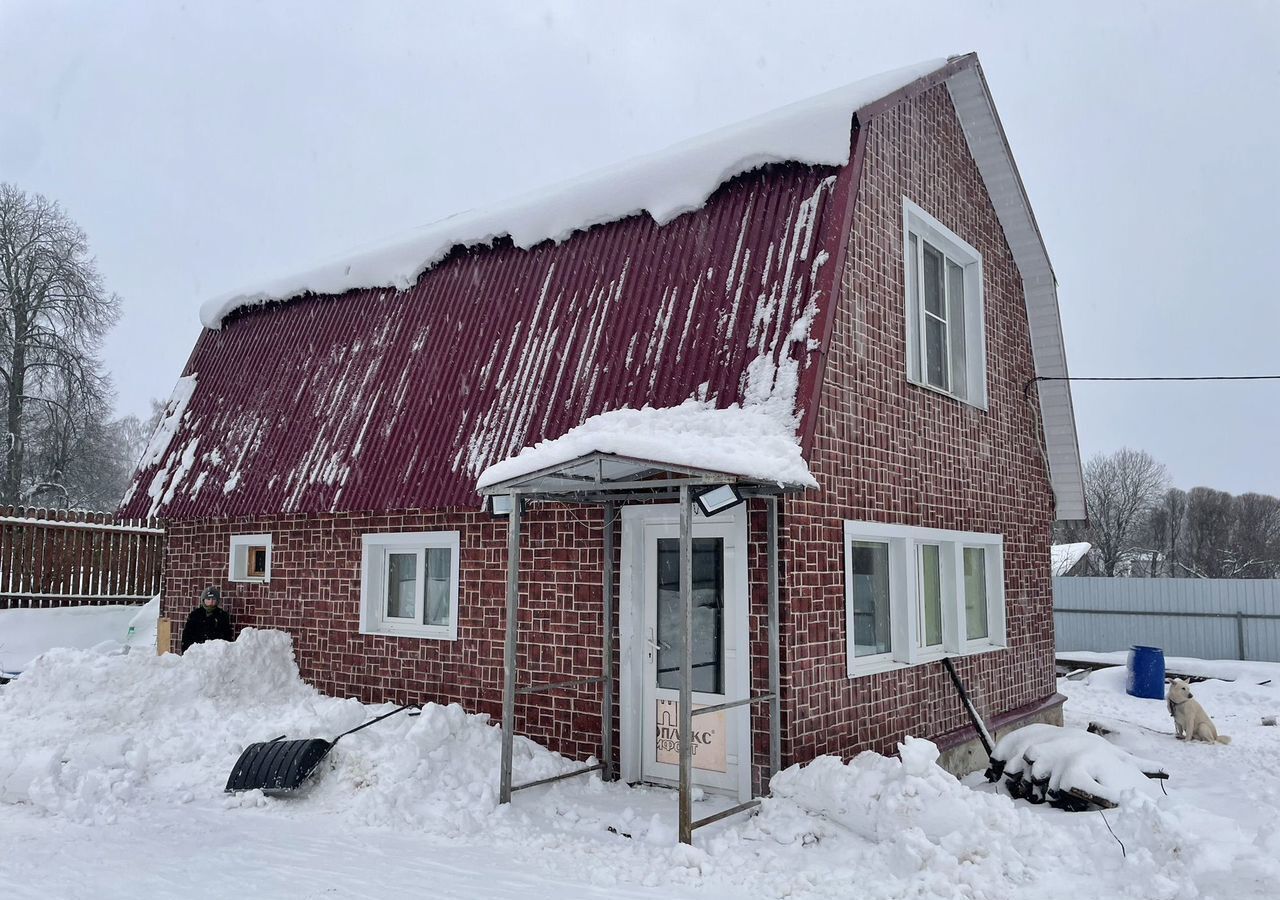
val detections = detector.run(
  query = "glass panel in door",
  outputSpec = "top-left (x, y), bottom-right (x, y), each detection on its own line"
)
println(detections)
top-left (655, 537), bottom-right (724, 694)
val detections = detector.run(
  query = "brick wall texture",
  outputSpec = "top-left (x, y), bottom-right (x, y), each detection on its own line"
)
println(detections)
top-left (160, 82), bottom-right (1057, 785)
top-left (780, 83), bottom-right (1057, 763)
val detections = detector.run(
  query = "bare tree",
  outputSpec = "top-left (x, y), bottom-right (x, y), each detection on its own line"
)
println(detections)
top-left (0, 183), bottom-right (119, 505)
top-left (1082, 448), bottom-right (1169, 576)
top-left (1226, 493), bottom-right (1280, 578)
top-left (1184, 487), bottom-right (1236, 578)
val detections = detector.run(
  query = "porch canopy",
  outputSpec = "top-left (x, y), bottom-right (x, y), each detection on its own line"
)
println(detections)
top-left (476, 401), bottom-right (814, 844)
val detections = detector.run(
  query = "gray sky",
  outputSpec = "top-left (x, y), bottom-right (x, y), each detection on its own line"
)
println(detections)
top-left (1, 0), bottom-right (1277, 495)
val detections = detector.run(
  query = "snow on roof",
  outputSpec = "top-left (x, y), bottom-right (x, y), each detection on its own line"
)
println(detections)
top-left (476, 398), bottom-right (818, 492)
top-left (1051, 542), bottom-right (1092, 576)
top-left (199, 58), bottom-right (946, 329)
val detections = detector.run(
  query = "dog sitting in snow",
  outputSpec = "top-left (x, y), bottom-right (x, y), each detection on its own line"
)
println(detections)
top-left (1166, 679), bottom-right (1230, 744)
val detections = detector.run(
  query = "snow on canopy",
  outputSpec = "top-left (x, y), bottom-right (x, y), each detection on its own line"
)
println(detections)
top-left (477, 398), bottom-right (817, 492)
top-left (198, 58), bottom-right (944, 329)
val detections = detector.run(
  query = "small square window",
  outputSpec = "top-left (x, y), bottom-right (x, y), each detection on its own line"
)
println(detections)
top-left (360, 532), bottom-right (460, 640)
top-left (229, 534), bottom-right (271, 583)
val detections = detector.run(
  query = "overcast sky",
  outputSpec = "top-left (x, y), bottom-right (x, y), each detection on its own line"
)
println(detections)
top-left (1, 0), bottom-right (1276, 495)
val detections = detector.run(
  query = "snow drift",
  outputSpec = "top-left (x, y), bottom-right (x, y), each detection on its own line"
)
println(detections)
top-left (0, 629), bottom-right (572, 828)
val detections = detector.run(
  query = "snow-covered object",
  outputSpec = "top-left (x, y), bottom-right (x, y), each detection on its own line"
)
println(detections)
top-left (1057, 651), bottom-right (1280, 685)
top-left (198, 59), bottom-right (944, 329)
top-left (1050, 541), bottom-right (1091, 575)
top-left (991, 723), bottom-right (1166, 806)
top-left (476, 398), bottom-right (817, 491)
top-left (0, 628), bottom-right (572, 825)
top-left (0, 597), bottom-right (158, 675)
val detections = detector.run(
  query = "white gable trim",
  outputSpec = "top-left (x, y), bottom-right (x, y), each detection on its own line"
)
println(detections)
top-left (944, 63), bottom-right (1086, 520)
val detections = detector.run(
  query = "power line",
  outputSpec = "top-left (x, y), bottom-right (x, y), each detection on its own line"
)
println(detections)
top-left (1024, 374), bottom-right (1280, 398)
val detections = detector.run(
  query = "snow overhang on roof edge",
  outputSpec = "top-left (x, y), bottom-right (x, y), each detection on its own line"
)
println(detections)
top-left (942, 62), bottom-right (1086, 520)
top-left (197, 57), bottom-right (948, 330)
top-left (475, 400), bottom-right (818, 495)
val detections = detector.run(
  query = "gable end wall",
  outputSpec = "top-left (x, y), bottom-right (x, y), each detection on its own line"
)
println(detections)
top-left (782, 82), bottom-right (1057, 763)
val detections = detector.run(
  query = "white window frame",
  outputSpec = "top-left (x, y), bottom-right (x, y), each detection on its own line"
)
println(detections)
top-left (228, 533), bottom-right (272, 583)
top-left (902, 198), bottom-right (987, 409)
top-left (359, 531), bottom-right (461, 641)
top-left (844, 521), bottom-right (1005, 677)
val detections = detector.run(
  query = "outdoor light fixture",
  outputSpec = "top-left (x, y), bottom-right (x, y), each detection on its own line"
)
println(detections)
top-left (487, 494), bottom-right (514, 517)
top-left (694, 484), bottom-right (743, 517)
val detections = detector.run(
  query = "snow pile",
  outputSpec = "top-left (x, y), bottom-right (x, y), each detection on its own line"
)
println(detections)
top-left (991, 723), bottom-right (1166, 806)
top-left (476, 397), bottom-right (816, 491)
top-left (0, 597), bottom-right (157, 675)
top-left (1051, 541), bottom-right (1091, 575)
top-left (0, 628), bottom-right (571, 829)
top-left (739, 736), bottom-right (1195, 900)
top-left (199, 59), bottom-right (945, 329)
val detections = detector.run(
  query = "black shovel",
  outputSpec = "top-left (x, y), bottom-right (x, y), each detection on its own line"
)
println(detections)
top-left (225, 705), bottom-right (411, 796)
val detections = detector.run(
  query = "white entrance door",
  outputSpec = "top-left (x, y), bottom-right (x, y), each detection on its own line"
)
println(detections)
top-left (622, 506), bottom-right (749, 799)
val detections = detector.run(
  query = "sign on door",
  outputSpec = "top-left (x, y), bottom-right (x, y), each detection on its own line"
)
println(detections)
top-left (655, 699), bottom-right (727, 772)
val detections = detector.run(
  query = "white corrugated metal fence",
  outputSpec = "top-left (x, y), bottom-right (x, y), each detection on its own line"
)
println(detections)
top-left (1053, 577), bottom-right (1280, 662)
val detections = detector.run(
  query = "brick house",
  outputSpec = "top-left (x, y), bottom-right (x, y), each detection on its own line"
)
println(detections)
top-left (122, 54), bottom-right (1084, 815)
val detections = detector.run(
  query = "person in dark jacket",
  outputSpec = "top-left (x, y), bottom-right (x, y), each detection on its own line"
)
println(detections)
top-left (181, 586), bottom-right (233, 652)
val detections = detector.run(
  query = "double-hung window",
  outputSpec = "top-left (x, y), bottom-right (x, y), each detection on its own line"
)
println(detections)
top-left (360, 532), bottom-right (460, 640)
top-left (844, 521), bottom-right (1005, 677)
top-left (903, 199), bottom-right (987, 407)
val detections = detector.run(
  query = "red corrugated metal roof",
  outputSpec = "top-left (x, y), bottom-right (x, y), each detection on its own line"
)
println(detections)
top-left (122, 161), bottom-right (852, 519)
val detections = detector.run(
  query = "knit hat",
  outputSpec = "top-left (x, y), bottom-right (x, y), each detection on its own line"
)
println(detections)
top-left (201, 586), bottom-right (221, 604)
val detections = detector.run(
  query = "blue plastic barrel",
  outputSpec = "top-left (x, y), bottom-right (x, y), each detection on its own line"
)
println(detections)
top-left (1126, 645), bottom-right (1166, 699)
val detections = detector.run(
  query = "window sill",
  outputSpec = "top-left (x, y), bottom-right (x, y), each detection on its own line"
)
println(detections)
top-left (848, 644), bottom-right (1004, 679)
top-left (360, 623), bottom-right (457, 641)
top-left (907, 377), bottom-right (988, 412)
top-left (229, 576), bottom-right (269, 585)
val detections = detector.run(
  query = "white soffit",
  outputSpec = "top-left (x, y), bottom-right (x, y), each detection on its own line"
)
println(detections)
top-left (944, 63), bottom-right (1087, 520)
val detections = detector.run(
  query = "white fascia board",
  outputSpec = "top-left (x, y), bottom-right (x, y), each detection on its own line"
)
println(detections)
top-left (945, 65), bottom-right (1086, 521)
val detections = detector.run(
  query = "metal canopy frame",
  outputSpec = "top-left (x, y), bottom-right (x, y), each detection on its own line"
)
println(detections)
top-left (481, 451), bottom-right (797, 844)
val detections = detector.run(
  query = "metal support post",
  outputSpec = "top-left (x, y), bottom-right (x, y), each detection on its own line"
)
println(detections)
top-left (678, 485), bottom-right (694, 845)
top-left (499, 493), bottom-right (522, 804)
top-left (1236, 611), bottom-right (1246, 661)
top-left (766, 495), bottom-right (781, 781)
top-left (602, 501), bottom-right (615, 781)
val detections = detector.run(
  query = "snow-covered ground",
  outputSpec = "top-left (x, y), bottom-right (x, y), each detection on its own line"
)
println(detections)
top-left (1, 629), bottom-right (1278, 899)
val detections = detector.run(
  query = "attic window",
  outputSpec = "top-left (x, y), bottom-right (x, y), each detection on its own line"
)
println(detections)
top-left (229, 533), bottom-right (272, 583)
top-left (902, 199), bottom-right (987, 408)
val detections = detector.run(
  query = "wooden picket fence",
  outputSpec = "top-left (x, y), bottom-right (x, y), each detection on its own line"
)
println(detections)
top-left (0, 507), bottom-right (164, 609)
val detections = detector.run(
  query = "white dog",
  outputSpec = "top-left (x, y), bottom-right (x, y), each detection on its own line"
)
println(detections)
top-left (1166, 679), bottom-right (1231, 744)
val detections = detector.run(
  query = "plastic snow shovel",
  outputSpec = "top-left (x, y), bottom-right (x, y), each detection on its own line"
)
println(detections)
top-left (224, 705), bottom-right (410, 796)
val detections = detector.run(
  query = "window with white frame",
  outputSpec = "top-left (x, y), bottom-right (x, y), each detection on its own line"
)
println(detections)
top-left (844, 521), bottom-right (1005, 676)
top-left (903, 198), bottom-right (987, 407)
top-left (229, 533), bottom-right (272, 583)
top-left (360, 532), bottom-right (460, 640)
